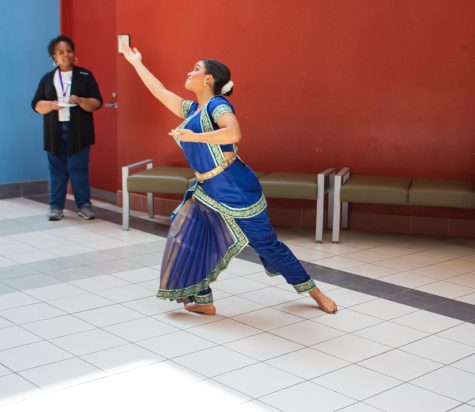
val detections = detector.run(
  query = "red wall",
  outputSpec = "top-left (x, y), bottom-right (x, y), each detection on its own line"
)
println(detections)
top-left (62, 0), bottom-right (118, 192)
top-left (116, 0), bottom-right (475, 183)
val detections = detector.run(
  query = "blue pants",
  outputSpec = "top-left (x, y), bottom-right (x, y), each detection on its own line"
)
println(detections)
top-left (47, 122), bottom-right (91, 209)
top-left (194, 210), bottom-right (315, 304)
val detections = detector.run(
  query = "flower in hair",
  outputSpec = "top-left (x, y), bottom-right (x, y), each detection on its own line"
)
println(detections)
top-left (221, 80), bottom-right (234, 95)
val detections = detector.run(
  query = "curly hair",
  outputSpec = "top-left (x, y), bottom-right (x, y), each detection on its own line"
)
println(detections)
top-left (47, 35), bottom-right (75, 59)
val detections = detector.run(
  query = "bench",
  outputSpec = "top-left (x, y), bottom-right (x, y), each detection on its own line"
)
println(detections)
top-left (122, 160), bottom-right (335, 242)
top-left (331, 167), bottom-right (475, 242)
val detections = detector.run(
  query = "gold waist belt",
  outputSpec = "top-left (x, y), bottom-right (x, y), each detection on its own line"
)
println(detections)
top-left (195, 156), bottom-right (236, 183)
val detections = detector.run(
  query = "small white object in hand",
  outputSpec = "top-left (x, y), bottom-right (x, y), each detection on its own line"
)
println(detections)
top-left (221, 80), bottom-right (233, 95)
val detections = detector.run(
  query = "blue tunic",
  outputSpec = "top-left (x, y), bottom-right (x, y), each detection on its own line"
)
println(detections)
top-left (173, 96), bottom-right (266, 218)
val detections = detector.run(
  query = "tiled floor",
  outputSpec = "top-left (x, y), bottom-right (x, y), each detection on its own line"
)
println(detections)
top-left (0, 196), bottom-right (474, 411)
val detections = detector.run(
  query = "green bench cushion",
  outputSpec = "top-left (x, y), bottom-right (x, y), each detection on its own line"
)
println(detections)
top-left (127, 166), bottom-right (195, 194)
top-left (409, 179), bottom-right (475, 209)
top-left (259, 172), bottom-right (317, 200)
top-left (341, 175), bottom-right (411, 205)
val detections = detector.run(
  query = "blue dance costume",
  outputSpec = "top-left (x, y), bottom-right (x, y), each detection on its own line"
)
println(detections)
top-left (157, 96), bottom-right (316, 305)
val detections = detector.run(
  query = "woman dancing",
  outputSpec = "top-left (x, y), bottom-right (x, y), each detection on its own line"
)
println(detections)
top-left (122, 46), bottom-right (337, 315)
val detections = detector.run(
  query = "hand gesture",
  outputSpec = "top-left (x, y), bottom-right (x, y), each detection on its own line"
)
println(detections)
top-left (123, 45), bottom-right (142, 66)
top-left (169, 129), bottom-right (197, 142)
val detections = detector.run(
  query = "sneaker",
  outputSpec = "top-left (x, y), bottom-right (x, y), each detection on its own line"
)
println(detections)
top-left (47, 207), bottom-right (64, 221)
top-left (78, 203), bottom-right (96, 220)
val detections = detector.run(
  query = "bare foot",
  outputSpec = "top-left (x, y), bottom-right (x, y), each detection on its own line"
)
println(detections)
top-left (184, 303), bottom-right (217, 316)
top-left (309, 288), bottom-right (337, 314)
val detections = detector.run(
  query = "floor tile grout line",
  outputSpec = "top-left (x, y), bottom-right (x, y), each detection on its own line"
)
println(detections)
top-left (24, 195), bottom-right (475, 323)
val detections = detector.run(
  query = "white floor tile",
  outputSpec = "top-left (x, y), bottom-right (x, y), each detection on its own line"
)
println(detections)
top-left (81, 344), bottom-right (164, 374)
top-left (265, 347), bottom-right (350, 379)
top-left (0, 302), bottom-right (66, 324)
top-left (51, 329), bottom-right (128, 356)
top-left (0, 326), bottom-right (42, 350)
top-left (240, 287), bottom-right (303, 306)
top-left (234, 399), bottom-right (281, 411)
top-left (261, 381), bottom-right (355, 412)
top-left (232, 308), bottom-right (302, 331)
top-left (274, 297), bottom-right (328, 319)
top-left (111, 267), bottom-right (160, 283)
top-left (451, 354), bottom-right (475, 374)
top-left (345, 263), bottom-right (399, 279)
top-left (354, 321), bottom-right (428, 347)
top-left (416, 281), bottom-right (475, 299)
top-left (0, 292), bottom-right (38, 310)
top-left (359, 349), bottom-right (442, 381)
top-left (24, 283), bottom-right (86, 301)
top-left (213, 277), bottom-right (268, 295)
top-left (0, 341), bottom-right (73, 371)
top-left (271, 320), bottom-right (345, 346)
top-left (437, 322), bottom-right (475, 347)
top-left (400, 335), bottom-right (474, 364)
top-left (224, 332), bottom-right (303, 361)
top-left (49, 293), bottom-right (115, 313)
top-left (365, 383), bottom-right (460, 412)
top-left (22, 315), bottom-right (95, 339)
top-left (312, 334), bottom-right (391, 363)
top-left (244, 272), bottom-right (287, 286)
top-left (450, 405), bottom-right (475, 412)
top-left (75, 305), bottom-right (144, 327)
top-left (189, 319), bottom-right (261, 344)
top-left (380, 272), bottom-right (436, 288)
top-left (225, 259), bottom-right (264, 276)
top-left (313, 364), bottom-right (401, 401)
top-left (392, 310), bottom-right (463, 334)
top-left (105, 317), bottom-right (178, 341)
top-left (0, 374), bottom-right (42, 406)
top-left (322, 288), bottom-right (376, 308)
top-left (338, 403), bottom-right (384, 411)
top-left (122, 296), bottom-right (181, 315)
top-left (19, 357), bottom-right (106, 392)
top-left (155, 310), bottom-right (225, 329)
top-left (214, 363), bottom-right (303, 398)
top-left (315, 255), bottom-right (365, 270)
top-left (174, 346), bottom-right (257, 377)
top-left (412, 366), bottom-right (475, 402)
top-left (457, 293), bottom-right (475, 304)
top-left (210, 296), bottom-right (266, 317)
top-left (314, 309), bottom-right (383, 333)
top-left (8, 250), bottom-right (58, 264)
top-left (69, 275), bottom-right (129, 292)
top-left (137, 330), bottom-right (216, 358)
top-left (0, 316), bottom-right (13, 329)
top-left (447, 272), bottom-right (475, 288)
top-left (351, 299), bottom-right (418, 320)
top-left (95, 284), bottom-right (152, 303)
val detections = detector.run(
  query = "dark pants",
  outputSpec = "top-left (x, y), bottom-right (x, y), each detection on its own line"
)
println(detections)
top-left (195, 210), bottom-right (315, 304)
top-left (47, 122), bottom-right (91, 209)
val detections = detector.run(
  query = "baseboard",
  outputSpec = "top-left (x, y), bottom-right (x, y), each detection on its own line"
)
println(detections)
top-left (0, 180), bottom-right (49, 199)
top-left (91, 188), bottom-right (117, 204)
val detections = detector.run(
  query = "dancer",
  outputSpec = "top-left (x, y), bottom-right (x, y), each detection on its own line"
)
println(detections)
top-left (122, 46), bottom-right (337, 315)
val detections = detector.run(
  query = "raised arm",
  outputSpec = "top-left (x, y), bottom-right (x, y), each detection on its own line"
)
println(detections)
top-left (122, 45), bottom-right (185, 118)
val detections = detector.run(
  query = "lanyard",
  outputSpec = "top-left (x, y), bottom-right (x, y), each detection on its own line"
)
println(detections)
top-left (58, 70), bottom-right (71, 97)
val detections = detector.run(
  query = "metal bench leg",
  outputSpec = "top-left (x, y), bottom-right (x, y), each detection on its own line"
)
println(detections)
top-left (342, 202), bottom-right (349, 229)
top-left (327, 172), bottom-right (335, 230)
top-left (146, 163), bottom-right (154, 218)
top-left (316, 175), bottom-right (324, 242)
top-left (122, 166), bottom-right (130, 231)
top-left (332, 174), bottom-right (342, 243)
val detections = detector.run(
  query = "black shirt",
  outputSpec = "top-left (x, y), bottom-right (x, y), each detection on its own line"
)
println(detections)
top-left (31, 66), bottom-right (103, 156)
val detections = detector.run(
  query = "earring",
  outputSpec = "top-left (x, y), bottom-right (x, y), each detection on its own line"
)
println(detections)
top-left (204, 79), bottom-right (208, 87)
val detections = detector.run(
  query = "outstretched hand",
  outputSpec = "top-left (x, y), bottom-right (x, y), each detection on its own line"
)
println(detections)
top-left (122, 45), bottom-right (142, 66)
top-left (169, 129), bottom-right (198, 142)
